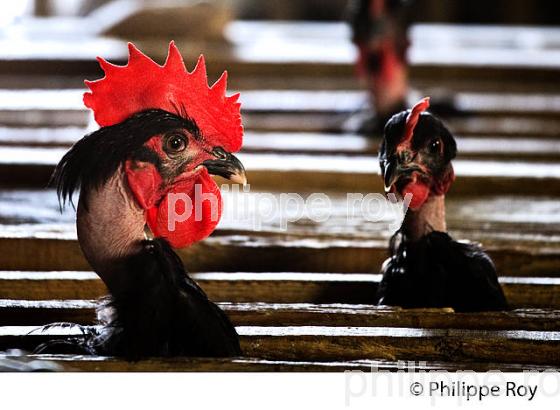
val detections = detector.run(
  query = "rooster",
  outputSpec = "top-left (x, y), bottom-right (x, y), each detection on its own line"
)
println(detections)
top-left (39, 42), bottom-right (245, 359)
top-left (376, 97), bottom-right (508, 312)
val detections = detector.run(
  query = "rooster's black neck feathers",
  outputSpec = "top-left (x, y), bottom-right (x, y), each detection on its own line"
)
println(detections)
top-left (51, 109), bottom-right (199, 207)
top-left (35, 238), bottom-right (242, 359)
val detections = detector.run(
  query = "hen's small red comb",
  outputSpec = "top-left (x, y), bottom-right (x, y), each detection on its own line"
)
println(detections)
top-left (402, 97), bottom-right (430, 145)
top-left (84, 41), bottom-right (243, 152)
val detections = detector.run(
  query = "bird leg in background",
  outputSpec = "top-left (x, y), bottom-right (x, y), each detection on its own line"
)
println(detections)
top-left (349, 0), bottom-right (411, 133)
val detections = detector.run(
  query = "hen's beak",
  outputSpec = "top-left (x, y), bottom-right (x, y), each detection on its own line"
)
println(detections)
top-left (382, 156), bottom-right (397, 192)
top-left (382, 151), bottom-right (424, 192)
top-left (202, 147), bottom-right (247, 186)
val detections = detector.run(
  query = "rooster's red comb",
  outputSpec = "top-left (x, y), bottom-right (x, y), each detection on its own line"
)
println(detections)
top-left (402, 97), bottom-right (430, 145)
top-left (84, 41), bottom-right (243, 152)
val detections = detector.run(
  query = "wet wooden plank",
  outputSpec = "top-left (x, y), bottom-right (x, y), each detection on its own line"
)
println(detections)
top-left (1, 147), bottom-right (559, 196)
top-left (0, 231), bottom-right (558, 277)
top-left (0, 233), bottom-right (388, 273)
top-left (240, 326), bottom-right (560, 365)
top-left (0, 299), bottom-right (96, 325)
top-left (2, 353), bottom-right (555, 372)
top-left (0, 272), bottom-right (557, 308)
top-left (1, 190), bottom-right (559, 251)
top-left (0, 127), bottom-right (84, 147)
top-left (2, 89), bottom-right (560, 118)
top-left (1, 126), bottom-right (559, 161)
top-left (245, 113), bottom-right (560, 137)
top-left (0, 73), bottom-right (361, 92)
top-left (2, 22), bottom-right (560, 89)
top-left (0, 271), bottom-right (374, 302)
top-left (242, 90), bottom-right (560, 118)
top-left (446, 117), bottom-right (560, 138)
top-left (238, 134), bottom-right (560, 161)
top-left (2, 110), bottom-right (559, 139)
top-left (1, 325), bottom-right (559, 365)
top-left (1, 299), bottom-right (560, 331)
top-left (0, 194), bottom-right (558, 280)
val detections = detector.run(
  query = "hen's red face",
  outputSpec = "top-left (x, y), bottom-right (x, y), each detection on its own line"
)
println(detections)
top-left (380, 98), bottom-right (457, 211)
top-left (124, 121), bottom-right (246, 249)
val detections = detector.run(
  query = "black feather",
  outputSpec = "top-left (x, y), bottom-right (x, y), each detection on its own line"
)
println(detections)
top-left (50, 109), bottom-right (199, 208)
top-left (40, 109), bottom-right (241, 359)
top-left (35, 238), bottom-right (241, 359)
top-left (379, 111), bottom-right (457, 176)
top-left (376, 108), bottom-right (507, 311)
top-left (376, 230), bottom-right (508, 312)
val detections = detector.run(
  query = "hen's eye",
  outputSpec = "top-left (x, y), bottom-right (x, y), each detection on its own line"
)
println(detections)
top-left (165, 133), bottom-right (187, 153)
top-left (428, 138), bottom-right (442, 154)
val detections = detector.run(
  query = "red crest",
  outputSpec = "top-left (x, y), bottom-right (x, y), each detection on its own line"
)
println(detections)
top-left (84, 41), bottom-right (243, 152)
top-left (402, 97), bottom-right (430, 146)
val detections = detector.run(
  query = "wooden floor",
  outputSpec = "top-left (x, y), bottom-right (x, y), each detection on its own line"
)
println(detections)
top-left (0, 21), bottom-right (559, 371)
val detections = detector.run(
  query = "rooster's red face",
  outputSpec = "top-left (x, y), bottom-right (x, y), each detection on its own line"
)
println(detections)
top-left (124, 114), bottom-right (246, 248)
top-left (379, 98), bottom-right (456, 210)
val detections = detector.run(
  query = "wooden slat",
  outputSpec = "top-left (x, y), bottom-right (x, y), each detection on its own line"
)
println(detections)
top-left (0, 272), bottom-right (557, 308)
top-left (1, 191), bottom-right (559, 254)
top-left (1, 325), bottom-right (559, 365)
top-left (2, 155), bottom-right (558, 197)
top-left (2, 22), bottom-right (560, 90)
top-left (0, 299), bottom-right (96, 325)
top-left (2, 126), bottom-right (560, 162)
top-left (1, 300), bottom-right (560, 331)
top-left (1, 189), bottom-right (559, 251)
top-left (0, 126), bottom-right (83, 147)
top-left (2, 109), bottom-right (559, 138)
top-left (244, 113), bottom-right (560, 137)
top-left (0, 234), bottom-right (388, 273)
top-left (241, 326), bottom-right (560, 365)
top-left (1, 147), bottom-right (560, 196)
top-left (0, 232), bottom-right (558, 277)
top-left (2, 89), bottom-right (560, 118)
top-left (446, 117), bottom-right (560, 139)
top-left (2, 353), bottom-right (556, 372)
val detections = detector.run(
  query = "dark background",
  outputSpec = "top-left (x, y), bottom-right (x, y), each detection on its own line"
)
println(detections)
top-left (33, 0), bottom-right (560, 25)
top-left (237, 0), bottom-right (560, 25)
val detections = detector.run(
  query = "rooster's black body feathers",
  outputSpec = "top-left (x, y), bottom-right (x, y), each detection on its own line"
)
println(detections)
top-left (95, 238), bottom-right (241, 359)
top-left (36, 238), bottom-right (241, 359)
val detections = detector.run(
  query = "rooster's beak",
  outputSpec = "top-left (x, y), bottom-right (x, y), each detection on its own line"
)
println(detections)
top-left (202, 147), bottom-right (247, 186)
top-left (382, 151), bottom-right (425, 192)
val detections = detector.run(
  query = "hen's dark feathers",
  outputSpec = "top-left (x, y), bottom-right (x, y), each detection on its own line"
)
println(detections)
top-left (376, 230), bottom-right (508, 312)
top-left (35, 238), bottom-right (241, 359)
top-left (50, 109), bottom-right (199, 208)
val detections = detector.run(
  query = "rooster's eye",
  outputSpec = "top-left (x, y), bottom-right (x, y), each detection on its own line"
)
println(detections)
top-left (428, 138), bottom-right (442, 154)
top-left (165, 133), bottom-right (188, 154)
